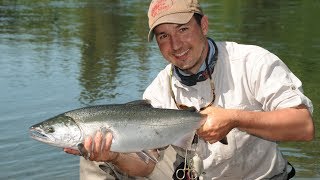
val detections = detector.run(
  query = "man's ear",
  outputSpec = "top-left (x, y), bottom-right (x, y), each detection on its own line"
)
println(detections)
top-left (201, 15), bottom-right (209, 36)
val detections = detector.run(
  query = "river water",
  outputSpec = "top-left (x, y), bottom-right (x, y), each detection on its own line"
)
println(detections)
top-left (0, 0), bottom-right (319, 179)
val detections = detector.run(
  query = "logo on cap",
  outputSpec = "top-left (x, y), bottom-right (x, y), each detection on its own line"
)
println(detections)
top-left (151, 0), bottom-right (176, 17)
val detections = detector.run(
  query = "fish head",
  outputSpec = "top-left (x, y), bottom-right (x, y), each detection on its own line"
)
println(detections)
top-left (29, 114), bottom-right (82, 149)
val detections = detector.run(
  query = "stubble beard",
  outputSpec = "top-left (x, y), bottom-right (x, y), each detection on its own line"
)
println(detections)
top-left (180, 42), bottom-right (207, 75)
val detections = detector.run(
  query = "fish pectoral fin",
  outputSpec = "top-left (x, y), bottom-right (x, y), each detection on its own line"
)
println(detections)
top-left (77, 143), bottom-right (90, 159)
top-left (136, 150), bottom-right (159, 164)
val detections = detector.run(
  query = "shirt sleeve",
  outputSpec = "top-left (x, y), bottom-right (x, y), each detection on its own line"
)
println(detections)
top-left (250, 52), bottom-right (313, 113)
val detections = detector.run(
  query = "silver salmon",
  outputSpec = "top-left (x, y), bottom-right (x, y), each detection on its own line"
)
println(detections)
top-left (29, 100), bottom-right (207, 152)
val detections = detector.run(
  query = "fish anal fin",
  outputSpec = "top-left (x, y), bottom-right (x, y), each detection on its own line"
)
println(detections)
top-left (136, 150), bottom-right (158, 164)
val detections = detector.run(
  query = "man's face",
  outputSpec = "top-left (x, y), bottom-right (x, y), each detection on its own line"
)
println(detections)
top-left (154, 15), bottom-right (209, 74)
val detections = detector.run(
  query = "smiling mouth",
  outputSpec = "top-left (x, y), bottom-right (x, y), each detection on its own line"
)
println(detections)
top-left (174, 49), bottom-right (190, 58)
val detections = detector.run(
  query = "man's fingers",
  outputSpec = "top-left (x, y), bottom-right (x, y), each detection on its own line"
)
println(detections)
top-left (64, 148), bottom-right (80, 155)
top-left (84, 136), bottom-right (93, 159)
top-left (84, 136), bottom-right (93, 150)
top-left (196, 126), bottom-right (204, 136)
top-left (102, 133), bottom-right (113, 154)
top-left (197, 122), bottom-right (209, 136)
top-left (64, 132), bottom-right (115, 162)
top-left (93, 131), bottom-right (103, 159)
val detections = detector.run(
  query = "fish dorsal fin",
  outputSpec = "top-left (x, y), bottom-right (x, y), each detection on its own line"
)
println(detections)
top-left (182, 106), bottom-right (198, 112)
top-left (125, 100), bottom-right (153, 107)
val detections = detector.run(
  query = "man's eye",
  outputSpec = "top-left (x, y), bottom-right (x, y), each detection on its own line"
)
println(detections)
top-left (179, 27), bottom-right (188, 32)
top-left (45, 127), bottom-right (55, 133)
top-left (159, 34), bottom-right (168, 40)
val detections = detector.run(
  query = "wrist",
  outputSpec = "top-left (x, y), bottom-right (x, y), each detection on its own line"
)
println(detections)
top-left (231, 109), bottom-right (240, 128)
top-left (109, 152), bottom-right (120, 164)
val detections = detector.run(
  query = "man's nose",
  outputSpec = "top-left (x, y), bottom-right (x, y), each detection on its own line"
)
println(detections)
top-left (170, 36), bottom-right (182, 51)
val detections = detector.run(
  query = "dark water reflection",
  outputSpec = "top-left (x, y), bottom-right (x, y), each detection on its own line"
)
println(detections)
top-left (0, 0), bottom-right (319, 179)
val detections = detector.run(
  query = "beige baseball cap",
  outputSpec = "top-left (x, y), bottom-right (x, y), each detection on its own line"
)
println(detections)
top-left (148, 0), bottom-right (203, 42)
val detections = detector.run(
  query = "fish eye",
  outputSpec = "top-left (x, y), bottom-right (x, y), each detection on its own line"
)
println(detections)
top-left (46, 127), bottom-right (55, 133)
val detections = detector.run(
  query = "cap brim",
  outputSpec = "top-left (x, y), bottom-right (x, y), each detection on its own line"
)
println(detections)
top-left (148, 12), bottom-right (194, 42)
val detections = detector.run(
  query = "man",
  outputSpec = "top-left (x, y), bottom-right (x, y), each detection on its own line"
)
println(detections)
top-left (65, 0), bottom-right (314, 179)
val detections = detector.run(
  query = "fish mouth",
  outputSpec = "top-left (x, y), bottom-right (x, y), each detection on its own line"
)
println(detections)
top-left (29, 127), bottom-right (50, 142)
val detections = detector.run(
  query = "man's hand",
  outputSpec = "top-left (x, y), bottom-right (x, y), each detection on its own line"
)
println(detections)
top-left (197, 106), bottom-right (237, 144)
top-left (64, 131), bottom-right (119, 162)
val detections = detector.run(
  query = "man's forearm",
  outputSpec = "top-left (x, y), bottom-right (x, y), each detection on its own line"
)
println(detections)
top-left (235, 105), bottom-right (314, 141)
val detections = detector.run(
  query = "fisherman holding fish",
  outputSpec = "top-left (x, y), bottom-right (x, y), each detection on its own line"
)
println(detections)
top-left (64, 0), bottom-right (314, 179)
